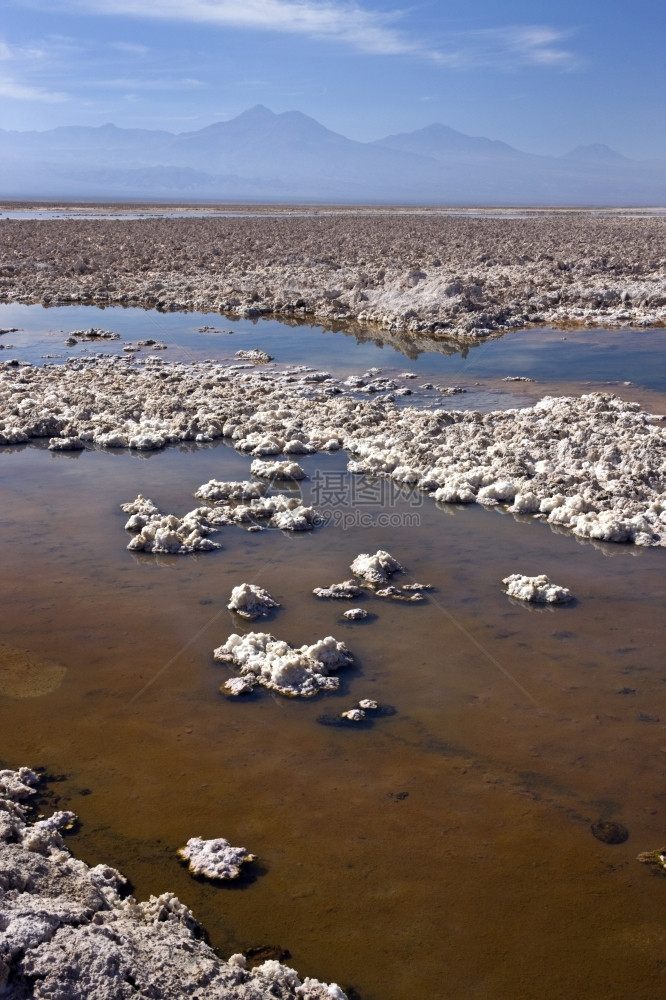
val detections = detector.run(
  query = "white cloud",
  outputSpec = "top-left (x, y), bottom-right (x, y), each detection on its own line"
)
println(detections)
top-left (435, 26), bottom-right (581, 71)
top-left (44, 0), bottom-right (435, 58)
top-left (111, 41), bottom-right (150, 55)
top-left (0, 76), bottom-right (67, 101)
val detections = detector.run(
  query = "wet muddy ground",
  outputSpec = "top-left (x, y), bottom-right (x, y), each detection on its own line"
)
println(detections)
top-left (1, 305), bottom-right (665, 999)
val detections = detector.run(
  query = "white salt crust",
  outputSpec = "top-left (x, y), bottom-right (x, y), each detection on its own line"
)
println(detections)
top-left (214, 632), bottom-right (353, 697)
top-left (228, 583), bottom-right (280, 619)
top-left (2, 356), bottom-right (665, 547)
top-left (0, 767), bottom-right (348, 999)
top-left (502, 573), bottom-right (573, 603)
top-left (350, 550), bottom-right (403, 584)
top-left (313, 581), bottom-right (363, 599)
top-left (121, 488), bottom-right (319, 553)
top-left (343, 608), bottom-right (368, 620)
top-left (2, 216), bottom-right (664, 338)
top-left (250, 459), bottom-right (307, 480)
top-left (177, 836), bottom-right (256, 880)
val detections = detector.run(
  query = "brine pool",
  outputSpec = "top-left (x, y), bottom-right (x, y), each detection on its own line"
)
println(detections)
top-left (1, 303), bottom-right (665, 1000)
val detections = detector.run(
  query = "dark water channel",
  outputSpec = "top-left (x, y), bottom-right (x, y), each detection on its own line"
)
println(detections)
top-left (1, 304), bottom-right (665, 999)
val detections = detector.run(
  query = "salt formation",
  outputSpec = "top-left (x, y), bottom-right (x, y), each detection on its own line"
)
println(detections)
top-left (177, 836), bottom-right (256, 880)
top-left (341, 708), bottom-right (366, 722)
top-left (313, 581), bottom-right (363, 599)
top-left (341, 700), bottom-right (379, 721)
top-left (343, 608), bottom-right (368, 620)
top-left (0, 767), bottom-right (349, 999)
top-left (3, 215), bottom-right (663, 337)
top-left (1, 344), bottom-right (665, 548)
top-left (121, 489), bottom-right (320, 552)
top-left (375, 586), bottom-right (424, 601)
top-left (65, 327), bottom-right (120, 342)
top-left (195, 480), bottom-right (267, 501)
top-left (250, 459), bottom-right (307, 480)
top-left (236, 349), bottom-right (273, 363)
top-left (228, 583), bottom-right (280, 619)
top-left (636, 849), bottom-right (666, 872)
top-left (502, 573), bottom-right (573, 604)
top-left (350, 550), bottom-right (403, 585)
top-left (214, 632), bottom-right (352, 697)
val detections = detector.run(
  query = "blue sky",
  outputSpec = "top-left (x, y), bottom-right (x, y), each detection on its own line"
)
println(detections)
top-left (1, 0), bottom-right (664, 158)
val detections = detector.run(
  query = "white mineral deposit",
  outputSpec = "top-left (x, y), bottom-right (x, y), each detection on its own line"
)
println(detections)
top-left (228, 583), bottom-right (280, 619)
top-left (313, 581), bottom-right (364, 599)
top-left (177, 836), bottom-right (256, 880)
top-left (350, 550), bottom-right (404, 584)
top-left (502, 573), bottom-right (573, 603)
top-left (343, 608), bottom-right (368, 620)
top-left (213, 632), bottom-right (353, 697)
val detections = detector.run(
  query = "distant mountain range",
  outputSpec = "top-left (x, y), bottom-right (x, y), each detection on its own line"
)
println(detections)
top-left (1, 104), bottom-right (663, 205)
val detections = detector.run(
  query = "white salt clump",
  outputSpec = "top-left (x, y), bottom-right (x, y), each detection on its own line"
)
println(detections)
top-left (502, 573), bottom-right (573, 604)
top-left (341, 708), bottom-right (365, 722)
top-left (48, 436), bottom-right (84, 451)
top-left (375, 586), bottom-right (423, 602)
top-left (177, 836), bottom-right (256, 880)
top-left (125, 510), bottom-right (220, 554)
top-left (313, 580), bottom-right (363, 599)
top-left (251, 458), bottom-right (307, 480)
top-left (359, 699), bottom-right (378, 710)
top-left (350, 550), bottom-right (403, 584)
top-left (343, 608), bottom-right (368, 620)
top-left (214, 632), bottom-right (352, 697)
top-left (21, 810), bottom-right (77, 854)
top-left (402, 582), bottom-right (432, 591)
top-left (235, 349), bottom-right (273, 363)
top-left (195, 479), bottom-right (267, 501)
top-left (271, 504), bottom-right (318, 531)
top-left (228, 583), bottom-right (280, 619)
top-left (222, 675), bottom-right (256, 696)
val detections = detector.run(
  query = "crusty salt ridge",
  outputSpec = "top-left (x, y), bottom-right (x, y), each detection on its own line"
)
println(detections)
top-left (350, 550), bottom-right (403, 584)
top-left (195, 480), bottom-right (267, 501)
top-left (343, 608), bottom-right (368, 620)
top-left (502, 573), bottom-right (573, 604)
top-left (178, 836), bottom-right (256, 880)
top-left (228, 583), bottom-right (280, 619)
top-left (1, 216), bottom-right (664, 337)
top-left (214, 632), bottom-right (353, 697)
top-left (3, 357), bottom-right (666, 546)
top-left (0, 767), bottom-right (348, 999)
top-left (250, 459), bottom-right (307, 480)
top-left (236, 349), bottom-right (274, 363)
top-left (313, 581), bottom-right (364, 599)
top-left (121, 489), bottom-right (320, 551)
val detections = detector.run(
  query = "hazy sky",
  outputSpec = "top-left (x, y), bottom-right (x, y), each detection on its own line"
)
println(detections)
top-left (1, 0), bottom-right (664, 158)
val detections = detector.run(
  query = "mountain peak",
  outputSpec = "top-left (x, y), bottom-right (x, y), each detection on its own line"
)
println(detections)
top-left (563, 143), bottom-right (629, 163)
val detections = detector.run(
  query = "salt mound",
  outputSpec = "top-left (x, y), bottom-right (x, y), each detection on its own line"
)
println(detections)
top-left (235, 349), bottom-right (273, 363)
top-left (214, 632), bottom-right (352, 697)
top-left (195, 480), bottom-right (267, 501)
top-left (177, 836), bottom-right (256, 880)
top-left (343, 608), bottom-right (368, 620)
top-left (350, 550), bottom-right (403, 584)
top-left (250, 459), bottom-right (307, 480)
top-left (502, 573), bottom-right (573, 603)
top-left (228, 583), bottom-right (280, 619)
top-left (313, 581), bottom-right (363, 599)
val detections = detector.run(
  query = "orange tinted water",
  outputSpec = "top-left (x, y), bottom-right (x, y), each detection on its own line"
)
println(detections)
top-left (1, 439), bottom-right (665, 1000)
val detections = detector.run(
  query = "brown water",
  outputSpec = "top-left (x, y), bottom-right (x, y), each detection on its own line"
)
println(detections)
top-left (1, 436), bottom-right (665, 1000)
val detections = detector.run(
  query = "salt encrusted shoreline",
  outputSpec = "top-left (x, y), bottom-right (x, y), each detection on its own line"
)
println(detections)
top-left (0, 216), bottom-right (664, 337)
top-left (0, 768), bottom-right (347, 999)
top-left (1, 356), bottom-right (664, 546)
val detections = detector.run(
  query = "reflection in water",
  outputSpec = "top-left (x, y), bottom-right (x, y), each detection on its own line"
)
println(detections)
top-left (0, 442), bottom-right (664, 1000)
